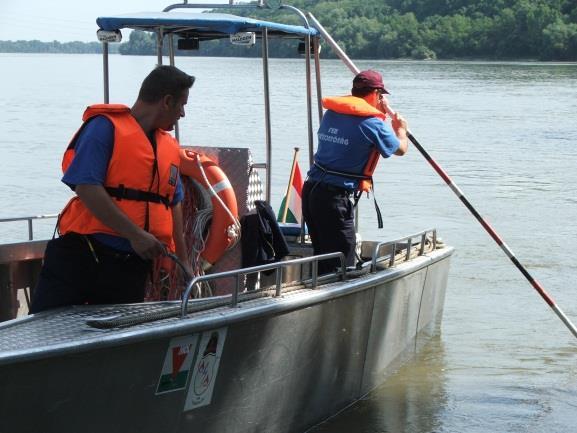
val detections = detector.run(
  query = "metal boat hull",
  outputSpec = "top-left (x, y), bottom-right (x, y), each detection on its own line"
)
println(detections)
top-left (0, 250), bottom-right (451, 433)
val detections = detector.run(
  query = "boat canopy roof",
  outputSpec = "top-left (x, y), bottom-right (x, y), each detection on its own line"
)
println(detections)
top-left (96, 12), bottom-right (318, 39)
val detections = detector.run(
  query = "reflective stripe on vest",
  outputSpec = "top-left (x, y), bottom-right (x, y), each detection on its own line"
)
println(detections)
top-left (58, 104), bottom-right (180, 249)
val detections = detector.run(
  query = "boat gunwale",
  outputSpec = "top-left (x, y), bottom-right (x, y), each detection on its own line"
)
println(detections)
top-left (0, 246), bottom-right (453, 366)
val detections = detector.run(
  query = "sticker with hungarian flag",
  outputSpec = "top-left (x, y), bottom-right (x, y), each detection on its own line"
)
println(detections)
top-left (156, 334), bottom-right (199, 394)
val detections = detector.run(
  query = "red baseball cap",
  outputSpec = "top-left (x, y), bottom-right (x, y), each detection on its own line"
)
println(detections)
top-left (352, 70), bottom-right (390, 94)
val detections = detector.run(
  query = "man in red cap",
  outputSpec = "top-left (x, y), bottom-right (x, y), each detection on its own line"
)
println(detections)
top-left (302, 69), bottom-right (408, 274)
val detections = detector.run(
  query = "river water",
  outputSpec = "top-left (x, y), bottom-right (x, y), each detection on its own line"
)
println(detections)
top-left (1, 54), bottom-right (576, 433)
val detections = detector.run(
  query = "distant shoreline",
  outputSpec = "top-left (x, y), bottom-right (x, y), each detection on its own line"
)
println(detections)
top-left (0, 40), bottom-right (118, 55)
top-left (2, 50), bottom-right (577, 64)
top-left (2, 40), bottom-right (577, 63)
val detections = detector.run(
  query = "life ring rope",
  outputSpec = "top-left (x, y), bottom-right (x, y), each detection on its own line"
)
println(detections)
top-left (194, 155), bottom-right (241, 249)
top-left (180, 149), bottom-right (240, 270)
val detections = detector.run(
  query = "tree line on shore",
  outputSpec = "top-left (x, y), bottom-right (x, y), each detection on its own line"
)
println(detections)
top-left (2, 0), bottom-right (576, 60)
top-left (0, 40), bottom-right (115, 54)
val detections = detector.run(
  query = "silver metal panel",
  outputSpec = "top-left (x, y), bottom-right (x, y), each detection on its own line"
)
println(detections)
top-left (360, 267), bottom-right (433, 394)
top-left (183, 147), bottom-right (263, 214)
top-left (362, 256), bottom-right (450, 394)
top-left (0, 261), bottom-right (40, 321)
top-left (0, 241), bottom-right (47, 321)
top-left (181, 146), bottom-right (264, 295)
top-left (416, 256), bottom-right (451, 334)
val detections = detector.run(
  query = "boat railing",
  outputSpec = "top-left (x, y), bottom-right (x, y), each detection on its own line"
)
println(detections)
top-left (370, 228), bottom-right (437, 273)
top-left (163, 0), bottom-right (264, 12)
top-left (0, 214), bottom-right (58, 242)
top-left (181, 252), bottom-right (346, 317)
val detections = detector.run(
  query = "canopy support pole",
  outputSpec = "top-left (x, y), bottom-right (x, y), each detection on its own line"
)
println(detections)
top-left (262, 27), bottom-right (272, 204)
top-left (102, 42), bottom-right (110, 103)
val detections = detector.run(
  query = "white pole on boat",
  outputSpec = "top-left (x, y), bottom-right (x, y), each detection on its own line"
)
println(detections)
top-left (167, 34), bottom-right (181, 142)
top-left (307, 12), bottom-right (577, 340)
top-left (102, 42), bottom-right (110, 103)
top-left (312, 37), bottom-right (324, 124)
top-left (306, 13), bottom-right (359, 75)
top-left (261, 27), bottom-right (272, 204)
top-left (281, 4), bottom-right (315, 169)
top-left (304, 33), bottom-right (315, 168)
top-left (156, 28), bottom-right (164, 66)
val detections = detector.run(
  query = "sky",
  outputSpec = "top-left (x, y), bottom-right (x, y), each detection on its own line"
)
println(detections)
top-left (0, 0), bottom-right (232, 42)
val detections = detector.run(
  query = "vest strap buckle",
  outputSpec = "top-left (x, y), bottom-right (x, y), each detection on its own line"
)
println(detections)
top-left (105, 185), bottom-right (171, 208)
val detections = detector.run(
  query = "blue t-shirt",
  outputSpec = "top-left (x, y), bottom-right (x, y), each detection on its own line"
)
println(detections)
top-left (307, 110), bottom-right (400, 190)
top-left (62, 115), bottom-right (184, 252)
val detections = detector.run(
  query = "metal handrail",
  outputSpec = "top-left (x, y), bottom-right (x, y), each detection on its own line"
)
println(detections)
top-left (163, 0), bottom-right (264, 12)
top-left (371, 229), bottom-right (437, 273)
top-left (181, 252), bottom-right (346, 317)
top-left (0, 214), bottom-right (58, 241)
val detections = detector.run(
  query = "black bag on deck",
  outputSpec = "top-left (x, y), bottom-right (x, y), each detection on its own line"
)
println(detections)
top-left (241, 200), bottom-right (289, 269)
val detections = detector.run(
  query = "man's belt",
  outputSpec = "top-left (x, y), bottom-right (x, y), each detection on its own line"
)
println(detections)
top-left (313, 161), bottom-right (370, 180)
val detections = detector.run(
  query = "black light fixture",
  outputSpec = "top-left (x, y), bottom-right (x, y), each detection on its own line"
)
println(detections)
top-left (178, 38), bottom-right (200, 50)
top-left (297, 40), bottom-right (320, 56)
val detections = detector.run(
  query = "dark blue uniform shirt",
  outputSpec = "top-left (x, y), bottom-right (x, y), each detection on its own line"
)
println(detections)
top-left (307, 110), bottom-right (400, 190)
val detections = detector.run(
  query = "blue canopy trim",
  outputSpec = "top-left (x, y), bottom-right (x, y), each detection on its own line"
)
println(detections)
top-left (96, 12), bottom-right (318, 38)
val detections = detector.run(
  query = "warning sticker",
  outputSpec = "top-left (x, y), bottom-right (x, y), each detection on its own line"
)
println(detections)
top-left (156, 334), bottom-right (199, 395)
top-left (183, 327), bottom-right (228, 411)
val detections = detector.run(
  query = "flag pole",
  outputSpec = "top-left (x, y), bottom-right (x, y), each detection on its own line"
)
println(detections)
top-left (281, 147), bottom-right (300, 223)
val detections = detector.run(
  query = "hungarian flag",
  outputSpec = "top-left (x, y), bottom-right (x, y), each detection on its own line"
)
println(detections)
top-left (277, 160), bottom-right (303, 224)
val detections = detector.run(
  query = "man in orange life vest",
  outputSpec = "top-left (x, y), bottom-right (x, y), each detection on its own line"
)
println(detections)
top-left (30, 66), bottom-right (195, 313)
top-left (302, 70), bottom-right (409, 274)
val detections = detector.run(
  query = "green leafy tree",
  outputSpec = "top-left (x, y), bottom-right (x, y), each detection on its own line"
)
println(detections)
top-left (542, 20), bottom-right (577, 59)
top-left (7, 0), bottom-right (575, 60)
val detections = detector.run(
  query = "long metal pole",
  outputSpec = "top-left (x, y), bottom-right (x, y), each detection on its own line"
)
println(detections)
top-left (156, 28), bottom-right (164, 66)
top-left (262, 27), bottom-right (272, 203)
top-left (281, 4), bottom-right (315, 169)
top-left (307, 13), bottom-right (358, 75)
top-left (167, 33), bottom-right (180, 142)
top-left (403, 133), bottom-right (577, 339)
top-left (304, 34), bottom-right (314, 169)
top-left (102, 42), bottom-right (110, 103)
top-left (312, 36), bottom-right (323, 124)
top-left (308, 12), bottom-right (577, 340)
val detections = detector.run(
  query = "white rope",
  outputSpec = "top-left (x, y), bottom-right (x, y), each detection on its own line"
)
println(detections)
top-left (184, 180), bottom-right (213, 298)
top-left (195, 157), bottom-right (242, 249)
top-left (181, 157), bottom-right (242, 298)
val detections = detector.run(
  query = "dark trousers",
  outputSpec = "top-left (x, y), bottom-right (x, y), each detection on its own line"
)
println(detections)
top-left (30, 233), bottom-right (151, 314)
top-left (302, 180), bottom-right (356, 275)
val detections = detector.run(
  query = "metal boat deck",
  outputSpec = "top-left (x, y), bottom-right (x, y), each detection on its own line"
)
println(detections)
top-left (0, 244), bottom-right (451, 366)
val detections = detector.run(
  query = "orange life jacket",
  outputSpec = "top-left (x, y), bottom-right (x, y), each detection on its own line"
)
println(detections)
top-left (58, 104), bottom-right (181, 250)
top-left (321, 96), bottom-right (387, 193)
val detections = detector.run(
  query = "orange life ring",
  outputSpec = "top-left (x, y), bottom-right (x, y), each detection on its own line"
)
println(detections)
top-left (180, 149), bottom-right (239, 266)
